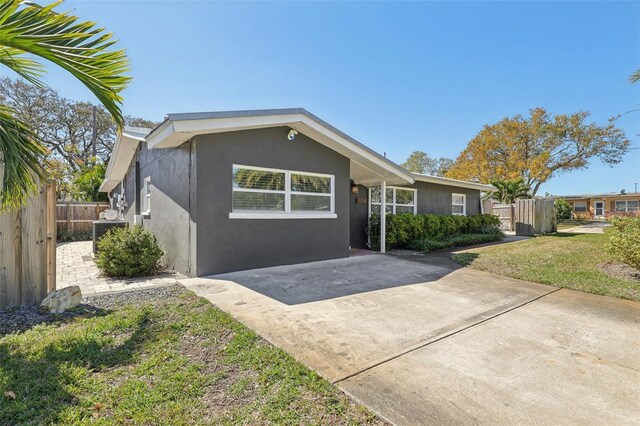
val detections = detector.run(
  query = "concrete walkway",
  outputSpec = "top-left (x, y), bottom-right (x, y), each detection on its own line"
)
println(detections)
top-left (182, 254), bottom-right (640, 425)
top-left (563, 221), bottom-right (609, 234)
top-left (56, 241), bottom-right (183, 295)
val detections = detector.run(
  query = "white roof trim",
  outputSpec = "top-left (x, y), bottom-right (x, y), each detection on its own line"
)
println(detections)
top-left (145, 109), bottom-right (414, 186)
top-left (99, 127), bottom-right (150, 193)
top-left (412, 173), bottom-right (495, 192)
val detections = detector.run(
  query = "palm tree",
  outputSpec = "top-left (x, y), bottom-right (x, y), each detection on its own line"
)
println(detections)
top-left (0, 0), bottom-right (130, 209)
top-left (487, 179), bottom-right (531, 231)
top-left (631, 68), bottom-right (640, 84)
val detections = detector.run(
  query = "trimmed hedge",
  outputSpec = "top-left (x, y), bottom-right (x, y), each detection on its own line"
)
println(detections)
top-left (368, 213), bottom-right (501, 250)
top-left (409, 233), bottom-right (504, 252)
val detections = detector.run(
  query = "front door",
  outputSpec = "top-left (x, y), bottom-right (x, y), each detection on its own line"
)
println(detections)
top-left (595, 201), bottom-right (604, 218)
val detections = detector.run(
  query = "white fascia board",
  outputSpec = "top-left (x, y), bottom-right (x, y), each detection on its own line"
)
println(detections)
top-left (99, 179), bottom-right (120, 193)
top-left (100, 133), bottom-right (142, 192)
top-left (412, 173), bottom-right (495, 192)
top-left (143, 111), bottom-right (413, 185)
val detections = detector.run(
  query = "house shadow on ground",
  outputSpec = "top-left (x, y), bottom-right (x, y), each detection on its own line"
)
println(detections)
top-left (209, 252), bottom-right (462, 306)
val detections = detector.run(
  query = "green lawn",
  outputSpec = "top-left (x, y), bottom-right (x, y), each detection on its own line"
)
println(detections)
top-left (556, 219), bottom-right (595, 230)
top-left (0, 290), bottom-right (383, 425)
top-left (452, 232), bottom-right (640, 301)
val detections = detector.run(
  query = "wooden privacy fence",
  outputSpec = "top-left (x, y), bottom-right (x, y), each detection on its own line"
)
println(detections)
top-left (484, 199), bottom-right (557, 235)
top-left (57, 201), bottom-right (110, 234)
top-left (0, 181), bottom-right (56, 309)
top-left (515, 199), bottom-right (556, 236)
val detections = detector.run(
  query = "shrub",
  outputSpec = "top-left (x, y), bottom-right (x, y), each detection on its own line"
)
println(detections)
top-left (409, 233), bottom-right (503, 252)
top-left (57, 229), bottom-right (92, 242)
top-left (555, 198), bottom-right (572, 221)
top-left (573, 211), bottom-right (591, 220)
top-left (369, 213), bottom-right (502, 250)
top-left (606, 216), bottom-right (640, 269)
top-left (95, 225), bottom-right (165, 277)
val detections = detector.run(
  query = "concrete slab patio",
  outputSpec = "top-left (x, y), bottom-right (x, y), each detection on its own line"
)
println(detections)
top-left (57, 241), bottom-right (183, 295)
top-left (182, 253), bottom-right (640, 425)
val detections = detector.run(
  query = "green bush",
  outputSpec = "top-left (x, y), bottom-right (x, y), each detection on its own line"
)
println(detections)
top-left (367, 213), bottom-right (502, 250)
top-left (409, 233), bottom-right (503, 252)
top-left (606, 216), bottom-right (640, 269)
top-left (95, 225), bottom-right (165, 277)
top-left (57, 229), bottom-right (92, 242)
top-left (555, 198), bottom-right (572, 221)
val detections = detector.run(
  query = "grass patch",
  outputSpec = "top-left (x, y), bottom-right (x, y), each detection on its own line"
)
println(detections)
top-left (452, 232), bottom-right (640, 301)
top-left (556, 219), bottom-right (595, 230)
top-left (0, 290), bottom-right (384, 425)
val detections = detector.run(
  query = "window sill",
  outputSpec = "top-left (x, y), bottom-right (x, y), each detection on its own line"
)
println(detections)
top-left (229, 212), bottom-right (337, 220)
top-left (141, 211), bottom-right (151, 217)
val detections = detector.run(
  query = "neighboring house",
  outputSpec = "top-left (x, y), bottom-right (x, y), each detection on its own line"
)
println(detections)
top-left (99, 108), bottom-right (493, 276)
top-left (561, 192), bottom-right (640, 219)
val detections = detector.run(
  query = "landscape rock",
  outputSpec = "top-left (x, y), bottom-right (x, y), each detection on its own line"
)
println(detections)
top-left (40, 286), bottom-right (83, 314)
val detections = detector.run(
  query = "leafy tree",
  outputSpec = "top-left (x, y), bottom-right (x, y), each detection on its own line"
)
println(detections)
top-left (0, 1), bottom-right (130, 209)
top-left (402, 151), bottom-right (454, 177)
top-left (446, 108), bottom-right (630, 195)
top-left (0, 77), bottom-right (156, 199)
top-left (486, 179), bottom-right (531, 231)
top-left (555, 198), bottom-right (572, 221)
top-left (72, 162), bottom-right (108, 202)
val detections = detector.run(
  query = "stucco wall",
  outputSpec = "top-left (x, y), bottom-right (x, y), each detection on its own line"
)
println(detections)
top-left (407, 181), bottom-right (481, 216)
top-left (109, 141), bottom-right (196, 275)
top-left (194, 126), bottom-right (350, 276)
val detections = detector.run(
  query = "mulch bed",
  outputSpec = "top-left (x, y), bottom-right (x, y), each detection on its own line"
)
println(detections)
top-left (0, 285), bottom-right (186, 337)
top-left (600, 262), bottom-right (640, 282)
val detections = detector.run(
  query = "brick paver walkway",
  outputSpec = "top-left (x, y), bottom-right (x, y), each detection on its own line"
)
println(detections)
top-left (57, 241), bottom-right (183, 295)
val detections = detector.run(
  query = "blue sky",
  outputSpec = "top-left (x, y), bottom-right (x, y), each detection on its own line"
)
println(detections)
top-left (10, 1), bottom-right (640, 195)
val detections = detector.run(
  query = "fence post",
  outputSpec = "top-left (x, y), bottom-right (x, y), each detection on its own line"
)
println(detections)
top-left (46, 182), bottom-right (56, 292)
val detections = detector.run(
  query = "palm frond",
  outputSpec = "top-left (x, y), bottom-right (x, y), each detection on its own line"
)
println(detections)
top-left (0, 46), bottom-right (45, 86)
top-left (0, 0), bottom-right (131, 127)
top-left (0, 104), bottom-right (47, 210)
top-left (630, 68), bottom-right (640, 84)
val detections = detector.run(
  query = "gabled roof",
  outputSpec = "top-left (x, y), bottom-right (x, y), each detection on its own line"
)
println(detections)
top-left (100, 108), bottom-right (494, 194)
top-left (412, 173), bottom-right (495, 192)
top-left (144, 108), bottom-right (414, 186)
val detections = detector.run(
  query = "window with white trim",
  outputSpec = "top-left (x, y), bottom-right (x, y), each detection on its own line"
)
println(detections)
top-left (452, 193), bottom-right (466, 216)
top-left (615, 200), bottom-right (639, 212)
top-left (231, 165), bottom-right (335, 218)
top-left (369, 187), bottom-right (417, 216)
top-left (142, 177), bottom-right (151, 214)
top-left (573, 201), bottom-right (587, 212)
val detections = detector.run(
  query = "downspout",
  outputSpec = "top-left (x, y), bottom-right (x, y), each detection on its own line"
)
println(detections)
top-left (380, 180), bottom-right (386, 254)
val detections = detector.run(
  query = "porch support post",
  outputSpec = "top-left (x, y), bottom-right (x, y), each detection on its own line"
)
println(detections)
top-left (380, 180), bottom-right (386, 253)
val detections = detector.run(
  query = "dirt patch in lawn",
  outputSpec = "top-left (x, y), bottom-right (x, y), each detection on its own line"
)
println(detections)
top-left (600, 262), bottom-right (640, 282)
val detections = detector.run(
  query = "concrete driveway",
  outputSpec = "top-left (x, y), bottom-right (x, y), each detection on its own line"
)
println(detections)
top-left (181, 253), bottom-right (640, 425)
top-left (563, 221), bottom-right (609, 234)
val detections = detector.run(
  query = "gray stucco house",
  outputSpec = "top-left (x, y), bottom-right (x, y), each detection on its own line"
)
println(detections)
top-left (100, 108), bottom-right (493, 276)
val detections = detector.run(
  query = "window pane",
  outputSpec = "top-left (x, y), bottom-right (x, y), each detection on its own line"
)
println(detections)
top-left (452, 194), bottom-right (464, 205)
top-left (386, 188), bottom-right (394, 203)
top-left (370, 187), bottom-right (381, 203)
top-left (371, 204), bottom-right (381, 215)
top-left (452, 205), bottom-right (464, 214)
top-left (291, 174), bottom-right (330, 193)
top-left (396, 205), bottom-right (414, 215)
top-left (233, 192), bottom-right (285, 211)
top-left (614, 201), bottom-right (625, 212)
top-left (291, 194), bottom-right (331, 212)
top-left (385, 205), bottom-right (392, 214)
top-left (628, 201), bottom-right (639, 211)
top-left (395, 189), bottom-right (414, 205)
top-left (233, 167), bottom-right (285, 191)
